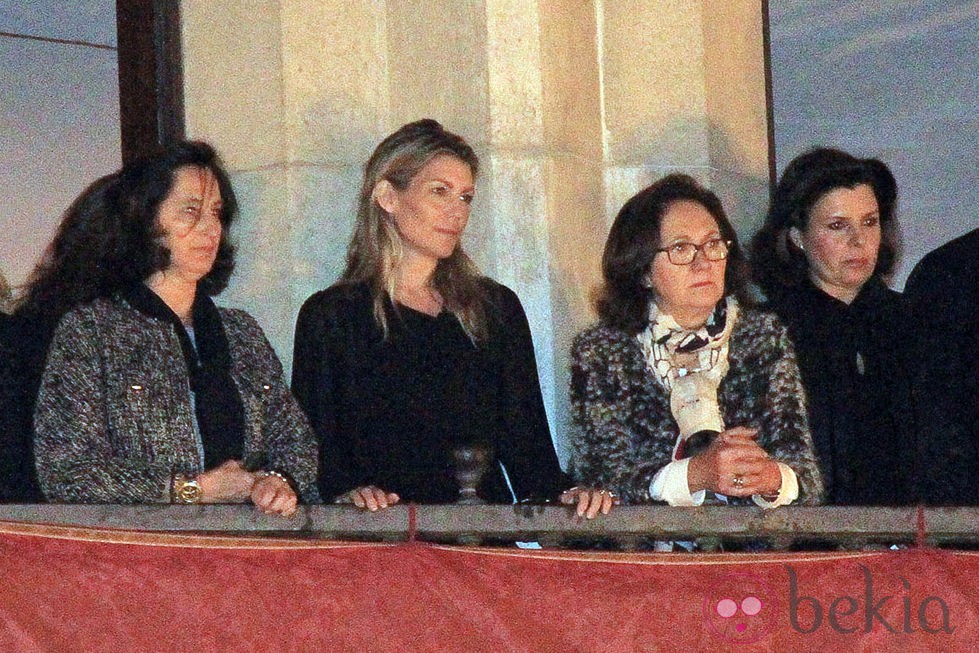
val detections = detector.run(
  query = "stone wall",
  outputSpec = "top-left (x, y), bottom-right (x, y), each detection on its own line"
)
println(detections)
top-left (181, 0), bottom-right (770, 462)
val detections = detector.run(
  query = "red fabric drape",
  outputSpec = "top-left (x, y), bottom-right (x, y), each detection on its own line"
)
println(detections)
top-left (1, 521), bottom-right (976, 652)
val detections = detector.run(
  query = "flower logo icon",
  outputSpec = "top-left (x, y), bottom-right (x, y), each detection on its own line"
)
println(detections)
top-left (702, 572), bottom-right (777, 644)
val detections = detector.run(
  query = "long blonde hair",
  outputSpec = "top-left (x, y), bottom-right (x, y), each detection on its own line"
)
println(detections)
top-left (342, 119), bottom-right (489, 341)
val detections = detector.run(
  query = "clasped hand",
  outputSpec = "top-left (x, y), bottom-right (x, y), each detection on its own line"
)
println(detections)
top-left (196, 460), bottom-right (299, 517)
top-left (686, 426), bottom-right (782, 497)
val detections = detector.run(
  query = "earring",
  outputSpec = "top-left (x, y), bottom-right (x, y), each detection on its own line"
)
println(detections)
top-left (788, 229), bottom-right (805, 252)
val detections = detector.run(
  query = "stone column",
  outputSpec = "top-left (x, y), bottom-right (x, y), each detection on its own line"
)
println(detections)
top-left (702, 0), bottom-right (772, 238)
top-left (598, 0), bottom-right (769, 227)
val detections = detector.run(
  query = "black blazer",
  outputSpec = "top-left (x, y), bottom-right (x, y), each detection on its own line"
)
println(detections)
top-left (0, 312), bottom-right (50, 502)
top-left (292, 280), bottom-right (568, 504)
top-left (905, 228), bottom-right (979, 505)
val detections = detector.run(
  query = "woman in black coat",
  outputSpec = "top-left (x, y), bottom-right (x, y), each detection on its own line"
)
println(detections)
top-left (0, 309), bottom-right (42, 502)
top-left (752, 147), bottom-right (915, 505)
top-left (293, 120), bottom-right (612, 518)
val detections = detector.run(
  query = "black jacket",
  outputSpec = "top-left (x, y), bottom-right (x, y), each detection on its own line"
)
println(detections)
top-left (0, 312), bottom-right (52, 502)
top-left (905, 228), bottom-right (979, 505)
top-left (766, 278), bottom-right (916, 505)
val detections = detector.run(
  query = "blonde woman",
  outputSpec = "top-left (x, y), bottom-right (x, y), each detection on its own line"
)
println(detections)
top-left (293, 120), bottom-right (612, 517)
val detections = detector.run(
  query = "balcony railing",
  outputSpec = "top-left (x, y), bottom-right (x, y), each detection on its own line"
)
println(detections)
top-left (2, 504), bottom-right (977, 548)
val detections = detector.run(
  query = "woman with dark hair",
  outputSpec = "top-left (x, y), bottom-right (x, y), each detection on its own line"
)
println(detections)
top-left (751, 147), bottom-right (914, 505)
top-left (32, 141), bottom-right (318, 512)
top-left (570, 174), bottom-right (822, 508)
top-left (292, 119), bottom-right (610, 516)
top-left (1, 175), bottom-right (121, 502)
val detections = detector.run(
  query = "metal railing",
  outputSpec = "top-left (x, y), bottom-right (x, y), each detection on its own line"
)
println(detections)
top-left (1, 504), bottom-right (977, 548)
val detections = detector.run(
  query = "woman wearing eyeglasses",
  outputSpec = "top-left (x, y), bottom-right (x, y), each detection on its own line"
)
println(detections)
top-left (752, 148), bottom-right (915, 506)
top-left (569, 174), bottom-right (822, 507)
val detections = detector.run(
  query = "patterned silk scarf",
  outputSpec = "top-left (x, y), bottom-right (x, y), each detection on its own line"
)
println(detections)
top-left (636, 297), bottom-right (739, 460)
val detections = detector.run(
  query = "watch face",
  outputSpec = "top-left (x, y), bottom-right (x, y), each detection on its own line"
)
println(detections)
top-left (176, 479), bottom-right (203, 504)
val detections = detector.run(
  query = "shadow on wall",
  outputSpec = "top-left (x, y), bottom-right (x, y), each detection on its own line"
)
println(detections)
top-left (706, 121), bottom-right (770, 303)
top-left (544, 153), bottom-right (606, 467)
top-left (599, 116), bottom-right (771, 242)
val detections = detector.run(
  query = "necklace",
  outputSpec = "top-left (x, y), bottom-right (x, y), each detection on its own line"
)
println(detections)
top-left (397, 284), bottom-right (443, 316)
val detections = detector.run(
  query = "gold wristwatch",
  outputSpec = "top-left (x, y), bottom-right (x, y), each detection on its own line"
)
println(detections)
top-left (173, 474), bottom-right (203, 504)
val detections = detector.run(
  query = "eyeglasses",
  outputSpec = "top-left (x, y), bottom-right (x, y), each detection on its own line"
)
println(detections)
top-left (654, 238), bottom-right (731, 265)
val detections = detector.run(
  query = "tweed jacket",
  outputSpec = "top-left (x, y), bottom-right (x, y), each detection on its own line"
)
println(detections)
top-left (569, 305), bottom-right (823, 505)
top-left (34, 296), bottom-right (320, 503)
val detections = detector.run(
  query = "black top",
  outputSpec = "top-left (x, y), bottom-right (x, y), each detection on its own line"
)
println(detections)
top-left (905, 228), bottom-right (979, 505)
top-left (0, 311), bottom-right (53, 502)
top-left (292, 279), bottom-right (567, 503)
top-left (122, 283), bottom-right (246, 469)
top-left (766, 277), bottom-right (916, 505)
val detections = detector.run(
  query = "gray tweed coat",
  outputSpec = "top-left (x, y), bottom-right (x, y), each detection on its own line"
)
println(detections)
top-left (34, 296), bottom-right (320, 503)
top-left (569, 305), bottom-right (824, 505)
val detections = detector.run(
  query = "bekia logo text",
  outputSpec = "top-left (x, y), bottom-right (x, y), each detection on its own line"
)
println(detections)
top-left (788, 564), bottom-right (954, 634)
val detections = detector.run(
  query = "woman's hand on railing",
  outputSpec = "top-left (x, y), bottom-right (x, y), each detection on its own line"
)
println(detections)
top-left (251, 473), bottom-right (298, 517)
top-left (559, 487), bottom-right (619, 519)
top-left (338, 486), bottom-right (401, 511)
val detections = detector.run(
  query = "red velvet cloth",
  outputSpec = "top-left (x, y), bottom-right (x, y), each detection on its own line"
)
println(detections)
top-left (0, 522), bottom-right (976, 652)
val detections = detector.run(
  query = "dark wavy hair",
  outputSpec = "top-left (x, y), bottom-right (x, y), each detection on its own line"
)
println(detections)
top-left (343, 119), bottom-right (489, 340)
top-left (594, 174), bottom-right (750, 334)
top-left (17, 141), bottom-right (237, 323)
top-left (751, 147), bottom-right (898, 299)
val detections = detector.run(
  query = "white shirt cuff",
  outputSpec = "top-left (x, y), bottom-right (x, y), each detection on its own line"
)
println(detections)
top-left (752, 462), bottom-right (799, 509)
top-left (649, 458), bottom-right (706, 507)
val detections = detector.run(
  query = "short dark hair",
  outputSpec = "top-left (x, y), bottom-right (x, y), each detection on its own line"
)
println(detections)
top-left (594, 173), bottom-right (750, 334)
top-left (752, 147), bottom-right (898, 298)
top-left (18, 140), bottom-right (237, 322)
